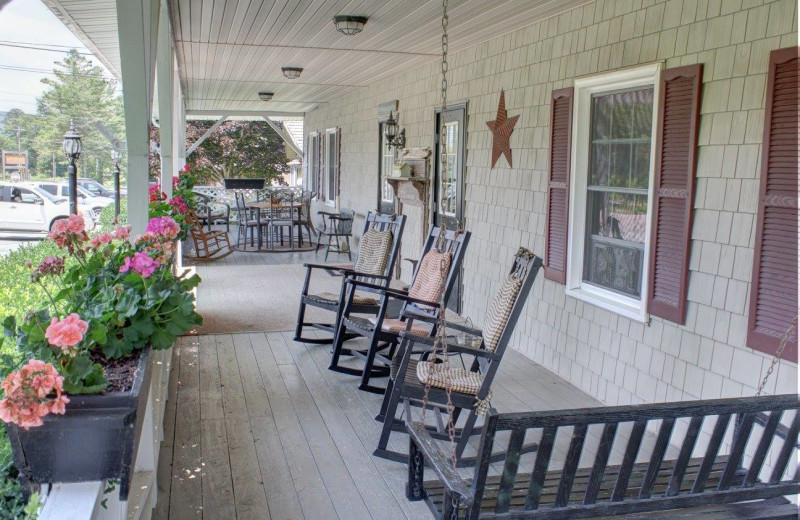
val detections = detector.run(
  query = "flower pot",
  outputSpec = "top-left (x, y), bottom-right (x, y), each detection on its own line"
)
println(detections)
top-left (5, 348), bottom-right (151, 501)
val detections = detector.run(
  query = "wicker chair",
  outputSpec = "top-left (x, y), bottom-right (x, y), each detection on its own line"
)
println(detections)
top-left (295, 213), bottom-right (406, 345)
top-left (373, 248), bottom-right (543, 462)
top-left (329, 226), bottom-right (471, 394)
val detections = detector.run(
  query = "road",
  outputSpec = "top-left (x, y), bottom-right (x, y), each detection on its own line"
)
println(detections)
top-left (0, 234), bottom-right (43, 256)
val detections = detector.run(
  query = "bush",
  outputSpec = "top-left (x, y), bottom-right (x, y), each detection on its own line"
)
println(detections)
top-left (98, 199), bottom-right (127, 232)
top-left (0, 241), bottom-right (62, 326)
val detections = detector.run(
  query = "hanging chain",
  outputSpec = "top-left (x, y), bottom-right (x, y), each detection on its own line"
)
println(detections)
top-left (755, 315), bottom-right (798, 396)
top-left (439, 0), bottom-right (450, 217)
top-left (419, 0), bottom-right (458, 471)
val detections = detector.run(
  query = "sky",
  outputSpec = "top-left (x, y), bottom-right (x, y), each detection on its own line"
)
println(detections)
top-left (0, 0), bottom-right (112, 113)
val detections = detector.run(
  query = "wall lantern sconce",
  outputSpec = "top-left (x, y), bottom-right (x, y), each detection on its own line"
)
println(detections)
top-left (281, 66), bottom-right (303, 80)
top-left (384, 111), bottom-right (406, 150)
top-left (258, 91), bottom-right (274, 101)
top-left (333, 15), bottom-right (368, 36)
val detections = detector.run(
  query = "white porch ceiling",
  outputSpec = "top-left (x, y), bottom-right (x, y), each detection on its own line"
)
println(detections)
top-left (43, 0), bottom-right (591, 116)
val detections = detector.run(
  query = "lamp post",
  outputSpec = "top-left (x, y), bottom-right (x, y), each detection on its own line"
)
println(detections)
top-left (111, 148), bottom-right (123, 217)
top-left (62, 120), bottom-right (82, 215)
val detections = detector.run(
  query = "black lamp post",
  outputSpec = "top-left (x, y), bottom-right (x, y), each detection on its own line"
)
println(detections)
top-left (111, 148), bottom-right (123, 217)
top-left (62, 120), bottom-right (82, 215)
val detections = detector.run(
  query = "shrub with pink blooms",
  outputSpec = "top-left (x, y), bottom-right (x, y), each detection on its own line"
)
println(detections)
top-left (2, 213), bottom-right (202, 408)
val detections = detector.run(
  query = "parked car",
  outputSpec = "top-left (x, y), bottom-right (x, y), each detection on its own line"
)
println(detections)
top-left (30, 181), bottom-right (114, 216)
top-left (0, 182), bottom-right (95, 233)
top-left (77, 178), bottom-right (126, 198)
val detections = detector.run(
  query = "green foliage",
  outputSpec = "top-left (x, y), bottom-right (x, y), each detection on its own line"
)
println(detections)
top-left (186, 120), bottom-right (289, 185)
top-left (99, 199), bottom-right (127, 232)
top-left (0, 242), bottom-right (62, 326)
top-left (3, 223), bottom-right (202, 394)
top-left (0, 243), bottom-right (60, 519)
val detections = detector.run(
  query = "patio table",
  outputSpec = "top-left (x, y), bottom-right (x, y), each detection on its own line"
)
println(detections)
top-left (248, 201), bottom-right (306, 251)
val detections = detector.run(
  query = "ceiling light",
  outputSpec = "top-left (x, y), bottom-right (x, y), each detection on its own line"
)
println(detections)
top-left (258, 91), bottom-right (274, 101)
top-left (281, 66), bottom-right (303, 80)
top-left (333, 15), bottom-right (368, 36)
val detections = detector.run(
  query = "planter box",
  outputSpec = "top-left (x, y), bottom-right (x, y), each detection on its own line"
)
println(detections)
top-left (224, 178), bottom-right (265, 189)
top-left (5, 348), bottom-right (151, 501)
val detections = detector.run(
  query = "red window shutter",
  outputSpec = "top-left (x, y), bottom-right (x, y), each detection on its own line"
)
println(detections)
top-left (544, 87), bottom-right (573, 284)
top-left (747, 47), bottom-right (799, 362)
top-left (647, 64), bottom-right (703, 324)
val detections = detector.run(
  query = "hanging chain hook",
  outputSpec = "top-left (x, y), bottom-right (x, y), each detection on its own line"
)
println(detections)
top-left (755, 315), bottom-right (797, 396)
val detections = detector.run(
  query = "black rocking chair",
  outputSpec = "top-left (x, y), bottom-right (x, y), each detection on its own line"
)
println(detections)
top-left (328, 226), bottom-right (471, 394)
top-left (294, 212), bottom-right (406, 345)
top-left (374, 248), bottom-right (543, 463)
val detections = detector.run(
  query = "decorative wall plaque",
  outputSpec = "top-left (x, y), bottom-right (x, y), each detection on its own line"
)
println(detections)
top-left (486, 89), bottom-right (520, 168)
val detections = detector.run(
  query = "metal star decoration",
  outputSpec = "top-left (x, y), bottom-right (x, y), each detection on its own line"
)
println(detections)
top-left (485, 89), bottom-right (520, 168)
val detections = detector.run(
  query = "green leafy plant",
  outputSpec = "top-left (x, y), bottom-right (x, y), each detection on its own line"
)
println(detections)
top-left (2, 214), bottom-right (202, 403)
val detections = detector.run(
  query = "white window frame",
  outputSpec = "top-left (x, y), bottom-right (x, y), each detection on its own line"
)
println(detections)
top-left (307, 131), bottom-right (319, 193)
top-left (380, 126), bottom-right (395, 204)
top-left (565, 63), bottom-right (661, 322)
top-left (323, 128), bottom-right (338, 206)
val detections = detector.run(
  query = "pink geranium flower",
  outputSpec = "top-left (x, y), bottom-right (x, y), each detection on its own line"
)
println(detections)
top-left (120, 252), bottom-right (160, 278)
top-left (146, 216), bottom-right (180, 240)
top-left (49, 214), bottom-right (88, 250)
top-left (0, 360), bottom-right (68, 429)
top-left (45, 313), bottom-right (89, 351)
top-left (113, 225), bottom-right (131, 240)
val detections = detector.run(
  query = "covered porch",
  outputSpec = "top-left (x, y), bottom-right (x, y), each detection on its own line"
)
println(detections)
top-left (37, 0), bottom-right (799, 518)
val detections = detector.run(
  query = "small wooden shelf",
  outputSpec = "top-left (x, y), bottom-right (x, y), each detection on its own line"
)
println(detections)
top-left (386, 177), bottom-right (428, 206)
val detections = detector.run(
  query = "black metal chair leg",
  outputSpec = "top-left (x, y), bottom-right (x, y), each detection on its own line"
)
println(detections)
top-left (325, 236), bottom-right (333, 261)
top-left (347, 236), bottom-right (352, 261)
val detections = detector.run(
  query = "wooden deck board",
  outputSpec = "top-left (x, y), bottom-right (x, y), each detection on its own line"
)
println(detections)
top-left (155, 329), bottom-right (603, 519)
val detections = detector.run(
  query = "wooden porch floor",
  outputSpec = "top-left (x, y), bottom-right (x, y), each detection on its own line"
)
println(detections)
top-left (153, 331), bottom-right (603, 519)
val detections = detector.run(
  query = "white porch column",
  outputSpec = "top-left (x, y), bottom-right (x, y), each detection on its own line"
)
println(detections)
top-left (173, 67), bottom-right (185, 175)
top-left (116, 0), bottom-right (160, 235)
top-left (156, 0), bottom-right (174, 197)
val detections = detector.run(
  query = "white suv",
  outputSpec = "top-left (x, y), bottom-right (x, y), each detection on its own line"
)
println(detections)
top-left (31, 181), bottom-right (114, 216)
top-left (0, 183), bottom-right (95, 233)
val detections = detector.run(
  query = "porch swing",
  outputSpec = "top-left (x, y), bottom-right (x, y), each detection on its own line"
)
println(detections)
top-left (402, 2), bottom-right (800, 519)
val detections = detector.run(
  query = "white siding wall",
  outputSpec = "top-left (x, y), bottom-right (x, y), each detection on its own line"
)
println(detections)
top-left (305, 0), bottom-right (798, 406)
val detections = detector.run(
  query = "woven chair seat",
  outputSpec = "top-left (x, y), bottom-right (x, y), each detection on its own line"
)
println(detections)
top-left (416, 360), bottom-right (483, 395)
top-left (376, 318), bottom-right (431, 337)
top-left (309, 292), bottom-right (378, 306)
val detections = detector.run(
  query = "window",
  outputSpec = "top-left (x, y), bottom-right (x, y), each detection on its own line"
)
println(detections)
top-left (566, 64), bottom-right (661, 321)
top-left (439, 120), bottom-right (459, 217)
top-left (378, 123), bottom-right (395, 212)
top-left (307, 132), bottom-right (320, 194)
top-left (18, 188), bottom-right (42, 204)
top-left (40, 185), bottom-right (57, 196)
top-left (322, 128), bottom-right (339, 205)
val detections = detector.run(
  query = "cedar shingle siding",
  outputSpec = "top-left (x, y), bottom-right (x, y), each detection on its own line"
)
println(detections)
top-left (307, 0), bottom-right (799, 406)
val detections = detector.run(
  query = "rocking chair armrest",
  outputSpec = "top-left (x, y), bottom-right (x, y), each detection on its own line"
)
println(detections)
top-left (396, 332), bottom-right (499, 359)
top-left (302, 262), bottom-right (350, 273)
top-left (407, 422), bottom-right (473, 505)
top-left (343, 270), bottom-right (391, 281)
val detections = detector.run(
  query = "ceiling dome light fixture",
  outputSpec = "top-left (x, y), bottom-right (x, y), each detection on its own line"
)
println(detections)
top-left (333, 15), bottom-right (368, 36)
top-left (281, 66), bottom-right (303, 80)
top-left (258, 91), bottom-right (274, 101)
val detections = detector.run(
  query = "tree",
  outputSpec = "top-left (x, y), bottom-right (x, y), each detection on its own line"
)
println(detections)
top-left (30, 50), bottom-right (125, 183)
top-left (186, 120), bottom-right (289, 185)
top-left (1, 109), bottom-right (40, 177)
